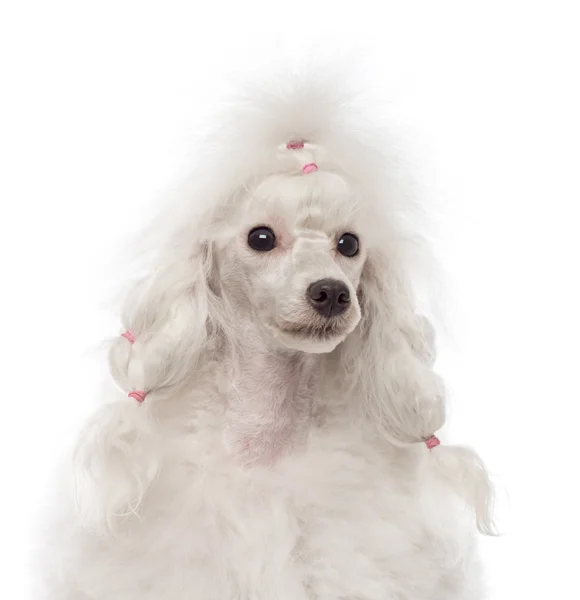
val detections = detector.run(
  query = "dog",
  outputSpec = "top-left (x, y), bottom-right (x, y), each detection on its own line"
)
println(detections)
top-left (40, 75), bottom-right (495, 599)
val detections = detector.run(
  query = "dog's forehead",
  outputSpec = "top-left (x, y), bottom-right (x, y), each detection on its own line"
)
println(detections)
top-left (249, 172), bottom-right (359, 232)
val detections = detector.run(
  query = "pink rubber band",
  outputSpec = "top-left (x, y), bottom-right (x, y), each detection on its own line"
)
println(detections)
top-left (286, 140), bottom-right (305, 149)
top-left (425, 435), bottom-right (440, 450)
top-left (121, 330), bottom-right (135, 344)
top-left (128, 390), bottom-right (147, 403)
top-left (302, 163), bottom-right (318, 174)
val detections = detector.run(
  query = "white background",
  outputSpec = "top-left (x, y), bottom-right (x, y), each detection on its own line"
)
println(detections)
top-left (1, 1), bottom-right (579, 599)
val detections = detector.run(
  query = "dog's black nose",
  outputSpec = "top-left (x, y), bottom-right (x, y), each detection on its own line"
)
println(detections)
top-left (307, 279), bottom-right (351, 318)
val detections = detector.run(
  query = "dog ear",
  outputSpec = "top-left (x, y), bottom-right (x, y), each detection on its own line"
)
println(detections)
top-left (73, 243), bottom-right (217, 531)
top-left (341, 250), bottom-right (445, 443)
top-left (340, 250), bottom-right (496, 535)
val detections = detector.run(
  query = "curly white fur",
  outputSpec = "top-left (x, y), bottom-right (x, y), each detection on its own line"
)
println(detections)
top-left (39, 71), bottom-right (495, 600)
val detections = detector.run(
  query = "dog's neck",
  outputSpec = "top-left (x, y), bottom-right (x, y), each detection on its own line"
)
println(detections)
top-left (223, 322), bottom-right (319, 467)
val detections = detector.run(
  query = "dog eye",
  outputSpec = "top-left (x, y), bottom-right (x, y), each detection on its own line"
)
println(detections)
top-left (248, 227), bottom-right (276, 252)
top-left (337, 233), bottom-right (359, 257)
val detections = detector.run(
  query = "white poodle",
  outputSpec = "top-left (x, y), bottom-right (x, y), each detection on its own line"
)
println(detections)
top-left (41, 75), bottom-right (495, 599)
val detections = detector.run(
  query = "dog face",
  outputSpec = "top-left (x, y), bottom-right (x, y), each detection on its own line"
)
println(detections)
top-left (218, 171), bottom-right (365, 353)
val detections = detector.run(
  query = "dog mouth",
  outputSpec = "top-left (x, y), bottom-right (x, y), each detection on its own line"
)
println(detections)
top-left (276, 318), bottom-right (349, 340)
top-left (268, 311), bottom-right (360, 354)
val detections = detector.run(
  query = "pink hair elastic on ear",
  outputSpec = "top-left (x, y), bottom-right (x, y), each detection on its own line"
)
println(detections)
top-left (425, 435), bottom-right (441, 450)
top-left (128, 390), bottom-right (147, 403)
top-left (286, 140), bottom-right (305, 149)
top-left (121, 330), bottom-right (135, 344)
top-left (302, 163), bottom-right (318, 174)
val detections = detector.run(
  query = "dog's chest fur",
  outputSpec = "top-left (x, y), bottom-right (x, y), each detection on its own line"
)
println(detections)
top-left (53, 380), bottom-right (483, 600)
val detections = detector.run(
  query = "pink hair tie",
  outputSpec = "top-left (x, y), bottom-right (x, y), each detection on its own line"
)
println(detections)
top-left (121, 330), bottom-right (135, 344)
top-left (128, 390), bottom-right (147, 403)
top-left (302, 163), bottom-right (318, 174)
top-left (425, 435), bottom-right (440, 450)
top-left (286, 140), bottom-right (305, 149)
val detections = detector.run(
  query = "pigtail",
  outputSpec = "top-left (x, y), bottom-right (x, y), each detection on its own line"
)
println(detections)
top-left (73, 247), bottom-right (216, 531)
top-left (341, 251), bottom-right (496, 535)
